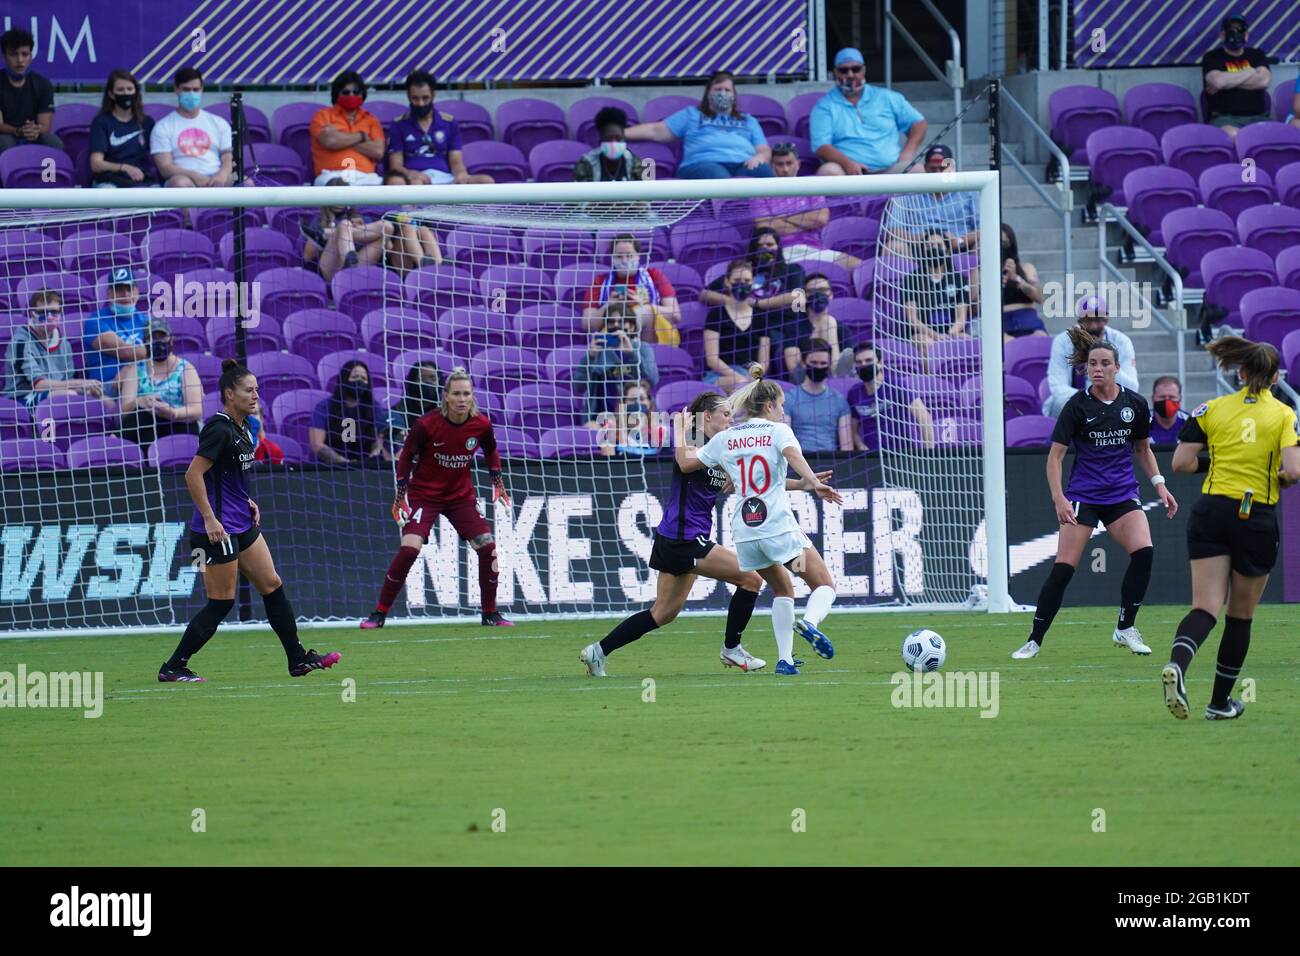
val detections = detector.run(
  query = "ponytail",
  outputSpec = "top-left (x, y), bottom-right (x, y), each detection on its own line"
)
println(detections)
top-left (728, 362), bottom-right (783, 420)
top-left (1205, 336), bottom-right (1279, 394)
top-left (1066, 325), bottom-right (1118, 369)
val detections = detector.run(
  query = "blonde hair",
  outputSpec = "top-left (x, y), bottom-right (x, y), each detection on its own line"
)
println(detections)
top-left (440, 366), bottom-right (480, 418)
top-left (728, 362), bottom-right (783, 420)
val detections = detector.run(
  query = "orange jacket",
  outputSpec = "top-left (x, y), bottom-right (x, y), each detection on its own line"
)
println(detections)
top-left (309, 104), bottom-right (383, 176)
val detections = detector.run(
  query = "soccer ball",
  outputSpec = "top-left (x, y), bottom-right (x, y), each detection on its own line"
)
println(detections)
top-left (902, 629), bottom-right (947, 672)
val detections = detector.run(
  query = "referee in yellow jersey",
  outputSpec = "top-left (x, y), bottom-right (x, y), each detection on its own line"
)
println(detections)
top-left (1163, 337), bottom-right (1300, 720)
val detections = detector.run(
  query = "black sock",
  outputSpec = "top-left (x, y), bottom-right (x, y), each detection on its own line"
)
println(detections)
top-left (166, 598), bottom-right (235, 668)
top-left (1169, 608), bottom-right (1217, 676)
top-left (725, 588), bottom-right (759, 649)
top-left (1029, 562), bottom-right (1075, 645)
top-left (1211, 616), bottom-right (1251, 707)
top-left (1118, 546), bottom-right (1153, 630)
top-left (599, 609), bottom-right (659, 656)
top-left (262, 586), bottom-right (303, 659)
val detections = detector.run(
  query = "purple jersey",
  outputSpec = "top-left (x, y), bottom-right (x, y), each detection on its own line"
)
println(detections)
top-left (1148, 408), bottom-right (1189, 447)
top-left (189, 412), bottom-right (256, 534)
top-left (387, 111), bottom-right (462, 174)
top-left (1051, 385), bottom-right (1151, 505)
top-left (656, 459), bottom-right (729, 541)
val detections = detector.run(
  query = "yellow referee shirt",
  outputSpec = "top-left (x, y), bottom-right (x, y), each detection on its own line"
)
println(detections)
top-left (1180, 388), bottom-right (1300, 505)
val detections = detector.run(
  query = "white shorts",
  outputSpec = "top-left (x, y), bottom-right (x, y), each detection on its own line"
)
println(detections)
top-left (736, 530), bottom-right (810, 572)
top-left (314, 169), bottom-right (384, 187)
top-left (420, 168), bottom-right (455, 184)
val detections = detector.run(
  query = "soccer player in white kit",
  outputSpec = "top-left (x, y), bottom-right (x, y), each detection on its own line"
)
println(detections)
top-left (680, 364), bottom-right (843, 675)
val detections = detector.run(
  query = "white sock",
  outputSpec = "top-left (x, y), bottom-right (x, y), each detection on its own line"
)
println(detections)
top-left (803, 585), bottom-right (836, 627)
top-left (772, 597), bottom-right (796, 664)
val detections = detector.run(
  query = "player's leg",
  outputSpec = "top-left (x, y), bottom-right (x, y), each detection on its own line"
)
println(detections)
top-left (789, 546), bottom-right (836, 659)
top-left (1163, 555), bottom-right (1231, 719)
top-left (581, 570), bottom-right (694, 676)
top-left (1206, 570), bottom-right (1269, 719)
top-left (754, 559), bottom-right (798, 674)
top-left (160, 536), bottom-right (238, 681)
top-left (694, 545), bottom-right (767, 670)
top-left (238, 533), bottom-right (340, 676)
top-left (1013, 520), bottom-right (1092, 658)
top-left (1106, 508), bottom-right (1154, 654)
top-left (439, 497), bottom-right (510, 626)
top-left (364, 498), bottom-right (440, 627)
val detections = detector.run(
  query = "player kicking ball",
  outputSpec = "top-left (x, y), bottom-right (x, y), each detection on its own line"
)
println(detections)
top-left (361, 367), bottom-right (513, 628)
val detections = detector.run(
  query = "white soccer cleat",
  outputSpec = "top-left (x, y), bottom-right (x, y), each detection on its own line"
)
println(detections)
top-left (1112, 626), bottom-right (1152, 655)
top-left (720, 644), bottom-right (766, 672)
top-left (580, 642), bottom-right (607, 677)
top-left (1011, 640), bottom-right (1041, 660)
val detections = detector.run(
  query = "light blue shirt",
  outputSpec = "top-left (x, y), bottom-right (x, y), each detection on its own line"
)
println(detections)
top-left (809, 85), bottom-right (925, 169)
top-left (664, 106), bottom-right (766, 166)
top-left (784, 383), bottom-right (850, 452)
top-left (884, 190), bottom-right (979, 236)
top-left (82, 307), bottom-right (148, 389)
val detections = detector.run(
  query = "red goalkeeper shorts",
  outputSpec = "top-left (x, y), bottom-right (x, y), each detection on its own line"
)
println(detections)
top-left (401, 495), bottom-right (491, 543)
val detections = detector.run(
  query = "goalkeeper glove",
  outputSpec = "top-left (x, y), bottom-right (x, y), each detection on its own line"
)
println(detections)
top-left (490, 470), bottom-right (510, 505)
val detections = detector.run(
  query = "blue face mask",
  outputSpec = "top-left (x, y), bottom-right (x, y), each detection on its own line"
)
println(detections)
top-left (178, 90), bottom-right (202, 111)
top-left (111, 301), bottom-right (136, 316)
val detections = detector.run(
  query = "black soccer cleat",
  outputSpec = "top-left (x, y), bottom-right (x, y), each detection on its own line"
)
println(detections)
top-left (158, 662), bottom-right (206, 683)
top-left (360, 610), bottom-right (386, 629)
top-left (1205, 698), bottom-right (1245, 721)
top-left (289, 648), bottom-right (342, 677)
top-left (1161, 663), bottom-right (1188, 720)
top-left (481, 611), bottom-right (514, 627)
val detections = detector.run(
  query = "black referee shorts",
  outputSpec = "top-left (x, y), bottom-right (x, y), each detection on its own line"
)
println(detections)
top-left (1186, 495), bottom-right (1279, 577)
top-left (189, 526), bottom-right (262, 566)
top-left (1070, 497), bottom-right (1141, 529)
top-left (648, 532), bottom-right (716, 576)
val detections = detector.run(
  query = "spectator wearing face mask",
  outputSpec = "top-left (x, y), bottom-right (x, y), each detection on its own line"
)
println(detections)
top-left (781, 273), bottom-right (850, 382)
top-left (847, 343), bottom-right (936, 451)
top-left (387, 360), bottom-right (441, 453)
top-left (704, 259), bottom-right (772, 391)
top-left (581, 235), bottom-right (681, 343)
top-left (117, 316), bottom-right (203, 451)
top-left (89, 69), bottom-right (159, 188)
top-left (1043, 296), bottom-right (1139, 416)
top-left (5, 291), bottom-right (103, 410)
top-left (903, 231), bottom-right (971, 350)
top-left (812, 48), bottom-right (927, 176)
top-left (310, 359), bottom-right (391, 466)
top-left (625, 70), bottom-right (772, 180)
top-left (1202, 14), bottom-right (1273, 139)
top-left (0, 28), bottom-right (60, 155)
top-left (150, 67), bottom-right (233, 188)
top-left (882, 144), bottom-right (978, 256)
top-left (752, 144), bottom-right (863, 271)
top-left (385, 70), bottom-right (494, 186)
top-left (576, 301), bottom-right (659, 422)
top-left (83, 267), bottom-right (150, 396)
top-left (701, 227), bottom-right (805, 333)
top-left (1148, 376), bottom-right (1189, 448)
top-left (1000, 223), bottom-right (1046, 341)
top-left (783, 338), bottom-right (852, 452)
top-left (311, 71), bottom-right (385, 186)
top-left (597, 380), bottom-right (669, 456)
top-left (573, 106), bottom-right (646, 182)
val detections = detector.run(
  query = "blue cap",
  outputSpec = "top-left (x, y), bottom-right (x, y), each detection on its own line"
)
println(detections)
top-left (834, 48), bottom-right (865, 68)
top-left (108, 266), bottom-right (135, 287)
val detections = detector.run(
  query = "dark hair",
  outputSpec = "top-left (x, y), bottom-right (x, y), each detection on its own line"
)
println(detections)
top-left (1066, 326), bottom-right (1119, 369)
top-left (609, 234), bottom-right (641, 255)
top-left (1151, 375), bottom-right (1182, 394)
top-left (725, 257), bottom-right (753, 277)
top-left (331, 71), bottom-right (367, 104)
top-left (404, 69), bottom-right (435, 93)
top-left (1222, 14), bottom-right (1248, 31)
top-left (173, 66), bottom-right (203, 88)
top-left (804, 271), bottom-right (831, 287)
top-left (1206, 336), bottom-right (1278, 394)
top-left (1001, 223), bottom-right (1020, 261)
top-left (29, 289), bottom-right (62, 309)
top-left (853, 341), bottom-right (875, 355)
top-left (219, 358), bottom-right (252, 404)
top-left (771, 142), bottom-right (799, 158)
top-left (749, 227), bottom-right (784, 262)
top-left (687, 390), bottom-right (727, 415)
top-left (699, 70), bottom-right (742, 119)
top-left (803, 337), bottom-right (832, 358)
top-left (334, 359), bottom-right (373, 399)
top-left (594, 106), bottom-right (628, 132)
top-left (1, 28), bottom-right (34, 54)
top-left (100, 69), bottom-right (145, 123)
top-left (403, 360), bottom-right (439, 413)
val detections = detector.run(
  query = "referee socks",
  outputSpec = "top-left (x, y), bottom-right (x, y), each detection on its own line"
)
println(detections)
top-left (1170, 608), bottom-right (1217, 676)
top-left (1211, 616), bottom-right (1252, 708)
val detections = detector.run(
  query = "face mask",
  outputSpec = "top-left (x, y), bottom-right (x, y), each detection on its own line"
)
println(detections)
top-left (730, 282), bottom-right (752, 300)
top-left (409, 102), bottom-right (433, 118)
top-left (600, 140), bottom-right (627, 160)
top-left (805, 366), bottom-right (830, 383)
top-left (1154, 398), bottom-right (1180, 418)
top-left (150, 340), bottom-right (171, 361)
top-left (612, 255), bottom-right (638, 274)
top-left (755, 248), bottom-right (777, 263)
top-left (838, 80), bottom-right (859, 97)
top-left (857, 363), bottom-right (876, 383)
top-left (111, 301), bottom-right (136, 316)
top-left (1002, 243), bottom-right (1013, 258)
top-left (3, 65), bottom-right (26, 80)
top-left (338, 93), bottom-right (364, 112)
top-left (927, 246), bottom-right (948, 264)
top-left (114, 94), bottom-right (135, 110)
top-left (415, 382), bottom-right (438, 405)
top-left (1225, 29), bottom-right (1245, 48)
top-left (626, 403), bottom-right (650, 417)
top-left (344, 380), bottom-right (367, 398)
top-left (708, 91), bottom-right (734, 113)
top-left (808, 292), bottom-right (831, 312)
top-left (177, 91), bottom-right (202, 111)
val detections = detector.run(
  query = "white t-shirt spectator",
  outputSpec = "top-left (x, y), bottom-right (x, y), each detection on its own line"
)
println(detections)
top-left (150, 109), bottom-right (232, 177)
top-left (1043, 326), bottom-right (1139, 417)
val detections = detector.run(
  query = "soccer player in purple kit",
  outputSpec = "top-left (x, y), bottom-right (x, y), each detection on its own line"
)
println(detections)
top-left (1011, 327), bottom-right (1178, 660)
top-left (579, 389), bottom-right (834, 676)
top-left (158, 359), bottom-right (341, 682)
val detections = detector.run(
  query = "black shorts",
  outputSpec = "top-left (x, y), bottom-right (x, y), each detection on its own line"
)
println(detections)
top-left (1186, 495), bottom-right (1279, 576)
top-left (648, 532), bottom-right (716, 576)
top-left (189, 526), bottom-right (262, 566)
top-left (1070, 498), bottom-right (1141, 528)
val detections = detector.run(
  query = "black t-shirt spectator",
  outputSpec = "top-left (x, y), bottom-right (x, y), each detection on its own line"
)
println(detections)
top-left (1201, 47), bottom-right (1271, 117)
top-left (89, 113), bottom-right (156, 185)
top-left (904, 269), bottom-right (970, 330)
top-left (707, 260), bottom-right (805, 324)
top-left (706, 305), bottom-right (770, 369)
top-left (0, 71), bottom-right (55, 129)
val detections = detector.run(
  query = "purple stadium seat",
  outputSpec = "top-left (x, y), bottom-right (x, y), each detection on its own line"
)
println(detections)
top-left (147, 433), bottom-right (200, 468)
top-left (436, 99), bottom-right (493, 143)
top-left (669, 221), bottom-right (746, 272)
top-left (529, 140), bottom-right (589, 183)
top-left (512, 306), bottom-right (584, 353)
top-left (1160, 124), bottom-right (1235, 182)
top-left (649, 344), bottom-right (698, 385)
top-left (192, 207), bottom-right (265, 241)
top-left (786, 91), bottom-right (824, 141)
top-left (1273, 80), bottom-right (1297, 124)
top-left (185, 353), bottom-right (225, 389)
top-left (271, 102), bottom-right (320, 175)
top-left (391, 348), bottom-right (458, 391)
top-left (167, 315), bottom-right (207, 356)
top-left (218, 229), bottom-right (297, 277)
top-left (0, 145), bottom-right (75, 187)
top-left (811, 261), bottom-right (855, 299)
top-left (1004, 335), bottom-right (1053, 387)
top-left (1282, 328), bottom-right (1300, 374)
top-left (1198, 163), bottom-right (1275, 221)
top-left (569, 96), bottom-right (639, 147)
top-left (1086, 128), bottom-right (1160, 205)
top-left (242, 142), bottom-right (306, 185)
top-left (643, 95), bottom-right (696, 125)
top-left (1005, 374), bottom-right (1040, 417)
top-left (283, 308), bottom-right (359, 366)
top-left (365, 100), bottom-right (406, 128)
top-left (830, 296), bottom-right (873, 342)
top-left (819, 216), bottom-right (881, 261)
top-left (546, 345), bottom-right (590, 387)
top-left (1049, 86), bottom-right (1122, 167)
top-left (521, 229), bottom-right (596, 272)
top-left (647, 262), bottom-right (703, 304)
top-left (142, 103), bottom-right (171, 124)
top-left (330, 265), bottom-right (389, 322)
top-left (32, 394), bottom-right (116, 449)
top-left (459, 140), bottom-right (528, 183)
top-left (247, 352), bottom-right (319, 408)
top-left (262, 432), bottom-right (306, 463)
top-left (633, 141), bottom-right (677, 177)
top-left (1005, 415), bottom-right (1057, 447)
top-left (0, 229), bottom-right (61, 277)
top-left (539, 425), bottom-right (601, 458)
top-left (205, 314), bottom-right (284, 357)
top-left (1123, 84), bottom-right (1199, 142)
top-left (470, 346), bottom-right (543, 386)
top-left (1201, 247), bottom-right (1278, 326)
top-left (738, 94), bottom-right (786, 137)
top-left (361, 307), bottom-right (437, 355)
top-left (208, 101), bottom-right (271, 144)
top-left (316, 349), bottom-right (388, 393)
top-left (51, 103), bottom-right (98, 163)
top-left (767, 133), bottom-right (819, 176)
top-left (0, 396), bottom-right (31, 441)
top-left (436, 307), bottom-right (516, 360)
top-left (1161, 207), bottom-right (1237, 286)
top-left (477, 264), bottom-right (555, 312)
top-left (253, 267), bottom-right (328, 321)
top-left (403, 263), bottom-right (477, 313)
top-left (443, 229), bottom-right (524, 278)
top-left (1237, 205), bottom-right (1300, 261)
top-left (655, 380), bottom-right (723, 414)
top-left (270, 388), bottom-right (329, 447)
top-left (595, 225), bottom-right (671, 259)
top-left (268, 206), bottom-right (317, 251)
top-left (15, 271), bottom-right (94, 315)
top-left (827, 376), bottom-right (857, 400)
top-left (60, 229), bottom-right (137, 280)
top-left (504, 383), bottom-right (584, 432)
top-left (1240, 287), bottom-right (1300, 353)
top-left (1235, 121), bottom-right (1300, 180)
top-left (496, 98), bottom-right (567, 160)
top-left (493, 425), bottom-right (540, 459)
top-left (926, 337), bottom-right (981, 380)
top-left (66, 434), bottom-right (143, 468)
top-left (1122, 167), bottom-right (1198, 244)
top-left (1276, 247), bottom-right (1300, 292)
top-left (1276, 161), bottom-right (1300, 209)
top-left (0, 438), bottom-right (64, 471)
top-left (929, 414), bottom-right (983, 447)
top-left (144, 229), bottom-right (216, 278)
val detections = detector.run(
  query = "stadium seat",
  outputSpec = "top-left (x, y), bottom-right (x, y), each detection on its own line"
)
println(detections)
top-left (819, 216), bottom-right (881, 261)
top-left (1198, 163), bottom-right (1275, 221)
top-left (31, 393), bottom-right (116, 450)
top-left (205, 313), bottom-right (284, 357)
top-left (643, 95), bottom-right (696, 125)
top-left (539, 425), bottom-right (602, 458)
top-left (185, 353), bottom-right (225, 390)
top-left (632, 141), bottom-right (677, 177)
top-left (218, 229), bottom-right (297, 277)
top-left (0, 228), bottom-right (61, 276)
top-left (1201, 246), bottom-right (1278, 327)
top-left (496, 98), bottom-right (567, 160)
top-left (1160, 123), bottom-right (1235, 182)
top-left (1234, 121), bottom-right (1300, 180)
top-left (316, 349), bottom-right (388, 394)
top-left (1086, 128), bottom-right (1161, 205)
top-left (1276, 246), bottom-right (1300, 292)
top-left (271, 102), bottom-right (321, 175)
top-left (436, 307), bottom-right (516, 360)
top-left (1122, 167), bottom-right (1198, 245)
top-left (767, 133), bottom-right (819, 176)
top-left (546, 345), bottom-right (591, 387)
top-left (247, 352), bottom-right (319, 409)
top-left (0, 438), bottom-right (64, 471)
top-left (647, 261), bottom-right (703, 304)
top-left (926, 337), bottom-right (981, 381)
top-left (478, 264), bottom-right (557, 311)
top-left (1004, 415), bottom-right (1057, 447)
top-left (1273, 160), bottom-right (1300, 209)
top-left (1049, 86), bottom-right (1122, 169)
top-left (208, 101), bottom-right (272, 144)
top-left (529, 140), bottom-right (589, 183)
top-left (443, 228), bottom-right (525, 277)
top-left (283, 309), bottom-right (360, 366)
top-left (268, 206), bottom-right (317, 251)
top-left (270, 388), bottom-right (329, 448)
top-left (553, 265), bottom-right (601, 309)
top-left (512, 306), bottom-right (585, 353)
top-left (365, 100), bottom-right (407, 128)
top-left (1273, 80), bottom-right (1297, 123)
top-left (1004, 335), bottom-right (1053, 387)
top-left (668, 221), bottom-right (747, 272)
top-left (147, 433), bottom-right (200, 468)
top-left (594, 225), bottom-right (671, 260)
top-left (390, 348), bottom-right (458, 391)
top-left (0, 396), bottom-right (32, 441)
top-left (192, 207), bottom-right (266, 241)
top-left (253, 267), bottom-right (329, 321)
top-left (142, 103), bottom-right (171, 124)
top-left (785, 91), bottom-right (824, 141)
top-left (470, 346), bottom-right (544, 386)
top-left (15, 271), bottom-right (94, 315)
top-left (1236, 205), bottom-right (1300, 261)
top-left (0, 145), bottom-right (75, 188)
top-left (360, 307), bottom-right (437, 356)
top-left (1160, 207), bottom-right (1237, 287)
top-left (569, 96), bottom-right (639, 147)
top-left (59, 229), bottom-right (138, 279)
top-left (1281, 328), bottom-right (1300, 374)
top-left (521, 229), bottom-right (596, 272)
top-left (263, 432), bottom-right (308, 463)
top-left (330, 265), bottom-right (389, 323)
top-left (649, 344), bottom-right (698, 385)
top-left (1123, 84), bottom-right (1199, 142)
top-left (930, 414), bottom-right (983, 447)
top-left (1240, 287), bottom-right (1300, 353)
top-left (738, 94), bottom-right (786, 137)
top-left (66, 434), bottom-right (143, 469)
top-left (242, 142), bottom-right (307, 186)
top-left (655, 380), bottom-right (723, 414)
top-left (166, 315), bottom-right (207, 356)
top-left (403, 263), bottom-right (477, 313)
top-left (505, 383), bottom-right (584, 432)
top-left (144, 229), bottom-right (217, 278)
top-left (435, 99), bottom-right (494, 144)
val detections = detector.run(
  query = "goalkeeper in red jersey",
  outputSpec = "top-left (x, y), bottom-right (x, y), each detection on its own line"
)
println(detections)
top-left (361, 367), bottom-right (514, 627)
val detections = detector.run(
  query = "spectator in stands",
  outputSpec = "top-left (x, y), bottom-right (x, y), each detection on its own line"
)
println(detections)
top-left (385, 70), bottom-right (493, 186)
top-left (386, 211), bottom-right (443, 275)
top-left (1202, 14), bottom-right (1273, 139)
top-left (4, 291), bottom-right (103, 410)
top-left (625, 70), bottom-right (772, 179)
top-left (302, 185), bottom-right (396, 280)
top-left (883, 144), bottom-right (978, 258)
top-left (811, 48), bottom-right (926, 176)
top-left (1148, 375), bottom-right (1189, 447)
top-left (581, 235), bottom-right (681, 343)
top-left (780, 273), bottom-right (851, 382)
top-left (1289, 74), bottom-right (1300, 128)
top-left (904, 231), bottom-right (971, 350)
top-left (150, 68), bottom-right (234, 187)
top-left (784, 338), bottom-right (852, 451)
top-left (310, 71), bottom-right (384, 186)
top-left (597, 380), bottom-right (669, 456)
top-left (576, 301), bottom-right (659, 422)
top-left (310, 359), bottom-right (390, 466)
top-left (83, 267), bottom-right (149, 396)
top-left (704, 259), bottom-right (772, 390)
top-left (573, 106), bottom-right (646, 182)
top-left (1000, 223), bottom-right (1046, 341)
top-left (847, 342), bottom-right (936, 451)
top-left (702, 227), bottom-right (805, 336)
top-left (116, 316), bottom-right (202, 451)
top-left (387, 360), bottom-right (441, 453)
top-left (1043, 295), bottom-right (1139, 416)
top-left (0, 28), bottom-right (60, 154)
top-left (753, 143), bottom-right (863, 271)
top-left (89, 69), bottom-right (159, 188)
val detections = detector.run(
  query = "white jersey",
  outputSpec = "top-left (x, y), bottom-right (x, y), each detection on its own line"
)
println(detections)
top-left (696, 418), bottom-right (800, 542)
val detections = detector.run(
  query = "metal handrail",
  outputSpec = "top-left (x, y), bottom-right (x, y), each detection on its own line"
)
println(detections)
top-left (884, 0), bottom-right (963, 168)
top-left (998, 85), bottom-right (1073, 276)
top-left (1098, 202), bottom-right (1187, 388)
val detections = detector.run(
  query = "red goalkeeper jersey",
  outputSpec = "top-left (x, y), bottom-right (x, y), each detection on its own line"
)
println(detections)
top-left (397, 410), bottom-right (501, 502)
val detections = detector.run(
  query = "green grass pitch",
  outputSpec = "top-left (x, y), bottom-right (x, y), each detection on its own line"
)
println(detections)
top-left (2, 605), bottom-right (1295, 866)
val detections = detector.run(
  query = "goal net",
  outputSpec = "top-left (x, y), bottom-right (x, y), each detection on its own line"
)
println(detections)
top-left (0, 174), bottom-right (1005, 636)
